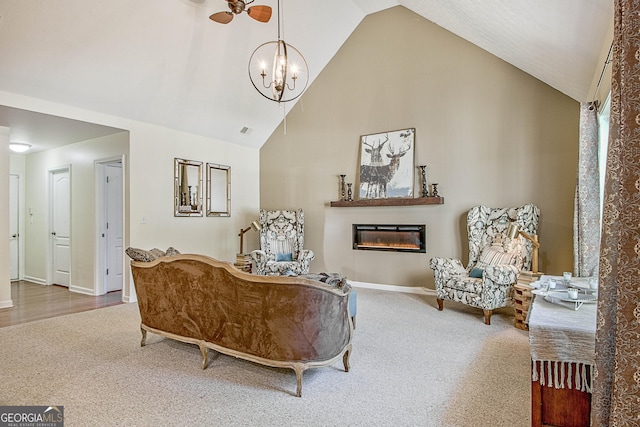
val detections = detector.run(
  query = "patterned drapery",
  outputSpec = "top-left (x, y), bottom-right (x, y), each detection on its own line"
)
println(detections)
top-left (592, 1), bottom-right (640, 425)
top-left (573, 102), bottom-right (601, 277)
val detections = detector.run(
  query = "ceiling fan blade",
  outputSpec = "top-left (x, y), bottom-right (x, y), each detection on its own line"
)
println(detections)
top-left (210, 11), bottom-right (234, 24)
top-left (247, 5), bottom-right (272, 23)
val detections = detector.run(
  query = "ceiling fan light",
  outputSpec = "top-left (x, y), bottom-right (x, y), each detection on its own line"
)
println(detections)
top-left (9, 142), bottom-right (32, 153)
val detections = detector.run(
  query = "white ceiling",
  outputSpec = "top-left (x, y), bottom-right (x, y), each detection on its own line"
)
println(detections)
top-left (0, 0), bottom-right (613, 152)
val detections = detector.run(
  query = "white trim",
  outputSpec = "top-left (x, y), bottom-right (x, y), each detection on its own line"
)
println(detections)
top-left (348, 280), bottom-right (436, 295)
top-left (0, 300), bottom-right (14, 309)
top-left (69, 285), bottom-right (95, 296)
top-left (94, 156), bottom-right (125, 296)
top-left (23, 275), bottom-right (47, 285)
top-left (123, 294), bottom-right (136, 303)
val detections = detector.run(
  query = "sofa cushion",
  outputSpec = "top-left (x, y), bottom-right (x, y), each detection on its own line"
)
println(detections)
top-left (446, 276), bottom-right (483, 294)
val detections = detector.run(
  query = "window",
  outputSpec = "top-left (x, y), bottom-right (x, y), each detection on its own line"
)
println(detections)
top-left (597, 94), bottom-right (611, 218)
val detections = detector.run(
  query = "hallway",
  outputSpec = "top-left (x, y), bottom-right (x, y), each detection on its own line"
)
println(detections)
top-left (0, 281), bottom-right (123, 328)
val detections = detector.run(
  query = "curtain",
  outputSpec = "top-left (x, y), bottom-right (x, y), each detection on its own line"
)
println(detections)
top-left (574, 102), bottom-right (600, 277)
top-left (591, 1), bottom-right (640, 425)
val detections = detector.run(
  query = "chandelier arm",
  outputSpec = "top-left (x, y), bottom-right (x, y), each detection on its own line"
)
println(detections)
top-left (247, 0), bottom-right (307, 103)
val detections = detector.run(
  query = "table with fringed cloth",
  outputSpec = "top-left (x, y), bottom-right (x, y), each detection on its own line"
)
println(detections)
top-left (527, 292), bottom-right (596, 426)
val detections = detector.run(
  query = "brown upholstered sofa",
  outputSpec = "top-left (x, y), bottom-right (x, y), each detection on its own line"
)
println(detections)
top-left (128, 253), bottom-right (353, 397)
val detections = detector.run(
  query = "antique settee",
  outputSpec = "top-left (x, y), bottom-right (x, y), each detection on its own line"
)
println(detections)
top-left (127, 250), bottom-right (353, 397)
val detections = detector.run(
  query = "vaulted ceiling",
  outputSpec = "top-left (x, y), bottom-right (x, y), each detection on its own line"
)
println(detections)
top-left (0, 0), bottom-right (613, 152)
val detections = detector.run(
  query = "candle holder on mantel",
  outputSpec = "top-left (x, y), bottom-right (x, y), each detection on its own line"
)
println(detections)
top-left (339, 174), bottom-right (346, 201)
top-left (418, 165), bottom-right (429, 197)
top-left (347, 183), bottom-right (353, 201)
top-left (431, 183), bottom-right (439, 198)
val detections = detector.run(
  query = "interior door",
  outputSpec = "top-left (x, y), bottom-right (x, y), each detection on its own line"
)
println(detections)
top-left (51, 168), bottom-right (71, 287)
top-left (9, 174), bottom-right (19, 280)
top-left (105, 163), bottom-right (123, 292)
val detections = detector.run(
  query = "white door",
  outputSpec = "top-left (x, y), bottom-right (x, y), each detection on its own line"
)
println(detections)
top-left (105, 163), bottom-right (123, 292)
top-left (9, 174), bottom-right (19, 281)
top-left (51, 169), bottom-right (71, 287)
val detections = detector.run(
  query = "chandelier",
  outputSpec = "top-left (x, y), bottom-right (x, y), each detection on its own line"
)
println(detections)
top-left (248, 0), bottom-right (308, 103)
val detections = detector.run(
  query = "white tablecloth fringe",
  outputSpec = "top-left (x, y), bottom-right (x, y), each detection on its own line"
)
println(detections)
top-left (532, 360), bottom-right (593, 393)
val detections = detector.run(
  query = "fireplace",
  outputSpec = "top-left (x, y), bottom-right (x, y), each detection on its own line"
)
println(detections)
top-left (352, 224), bottom-right (426, 253)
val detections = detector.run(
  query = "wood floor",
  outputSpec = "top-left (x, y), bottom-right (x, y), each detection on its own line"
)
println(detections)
top-left (0, 280), bottom-right (123, 328)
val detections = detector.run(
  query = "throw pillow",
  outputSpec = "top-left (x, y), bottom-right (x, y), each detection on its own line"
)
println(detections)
top-left (149, 248), bottom-right (166, 258)
top-left (476, 245), bottom-right (524, 270)
top-left (165, 247), bottom-right (181, 257)
top-left (276, 252), bottom-right (293, 262)
top-left (125, 247), bottom-right (157, 262)
top-left (469, 267), bottom-right (484, 278)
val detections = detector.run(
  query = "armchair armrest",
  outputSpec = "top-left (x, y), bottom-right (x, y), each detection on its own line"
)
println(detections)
top-left (429, 257), bottom-right (467, 277)
top-left (482, 264), bottom-right (519, 285)
top-left (250, 249), bottom-right (267, 263)
top-left (250, 250), bottom-right (268, 275)
top-left (298, 249), bottom-right (315, 263)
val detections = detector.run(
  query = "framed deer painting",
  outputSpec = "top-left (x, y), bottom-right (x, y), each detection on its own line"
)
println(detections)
top-left (357, 128), bottom-right (415, 199)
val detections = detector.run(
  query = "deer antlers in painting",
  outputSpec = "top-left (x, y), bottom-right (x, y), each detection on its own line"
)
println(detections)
top-left (359, 135), bottom-right (411, 199)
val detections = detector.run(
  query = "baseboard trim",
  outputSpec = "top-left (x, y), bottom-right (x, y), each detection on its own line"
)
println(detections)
top-left (348, 280), bottom-right (436, 296)
top-left (123, 295), bottom-right (136, 303)
top-left (69, 285), bottom-right (95, 296)
top-left (0, 299), bottom-right (14, 309)
top-left (23, 276), bottom-right (46, 285)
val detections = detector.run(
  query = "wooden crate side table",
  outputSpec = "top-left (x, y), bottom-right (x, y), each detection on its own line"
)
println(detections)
top-left (234, 253), bottom-right (252, 272)
top-left (514, 282), bottom-right (534, 330)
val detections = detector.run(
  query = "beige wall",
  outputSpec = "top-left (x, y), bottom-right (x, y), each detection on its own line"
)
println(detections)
top-left (0, 91), bottom-right (261, 302)
top-left (259, 6), bottom-right (580, 287)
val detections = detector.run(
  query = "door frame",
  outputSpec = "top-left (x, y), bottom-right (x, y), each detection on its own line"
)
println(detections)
top-left (47, 165), bottom-right (72, 287)
top-left (94, 156), bottom-right (125, 296)
top-left (9, 173), bottom-right (22, 281)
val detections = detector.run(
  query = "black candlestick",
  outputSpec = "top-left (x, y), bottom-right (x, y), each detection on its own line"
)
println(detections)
top-left (418, 165), bottom-right (428, 197)
top-left (339, 174), bottom-right (346, 201)
top-left (431, 183), bottom-right (439, 198)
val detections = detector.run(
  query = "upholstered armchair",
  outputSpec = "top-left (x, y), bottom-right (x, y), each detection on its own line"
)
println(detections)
top-left (429, 204), bottom-right (540, 325)
top-left (250, 209), bottom-right (315, 276)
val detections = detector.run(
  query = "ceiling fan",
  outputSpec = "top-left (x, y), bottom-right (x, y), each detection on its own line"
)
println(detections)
top-left (209, 0), bottom-right (272, 24)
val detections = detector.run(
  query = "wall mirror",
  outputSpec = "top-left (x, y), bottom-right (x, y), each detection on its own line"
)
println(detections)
top-left (174, 158), bottom-right (203, 216)
top-left (206, 163), bottom-right (231, 217)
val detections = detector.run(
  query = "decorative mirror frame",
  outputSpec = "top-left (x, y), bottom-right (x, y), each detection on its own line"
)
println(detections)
top-left (206, 163), bottom-right (231, 217)
top-left (174, 158), bottom-right (203, 217)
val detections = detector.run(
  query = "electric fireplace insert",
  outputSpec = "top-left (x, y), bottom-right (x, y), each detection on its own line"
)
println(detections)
top-left (352, 224), bottom-right (426, 253)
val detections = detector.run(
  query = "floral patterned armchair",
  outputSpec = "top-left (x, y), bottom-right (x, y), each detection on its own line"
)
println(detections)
top-left (250, 209), bottom-right (315, 276)
top-left (429, 204), bottom-right (540, 325)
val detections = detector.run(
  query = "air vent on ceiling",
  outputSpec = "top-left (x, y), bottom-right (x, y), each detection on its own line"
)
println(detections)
top-left (240, 126), bottom-right (252, 135)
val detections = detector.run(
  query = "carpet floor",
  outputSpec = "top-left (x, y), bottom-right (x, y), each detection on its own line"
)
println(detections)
top-left (0, 287), bottom-right (531, 426)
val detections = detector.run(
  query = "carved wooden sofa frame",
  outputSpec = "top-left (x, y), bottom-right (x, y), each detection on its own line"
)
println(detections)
top-left (129, 254), bottom-right (353, 397)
